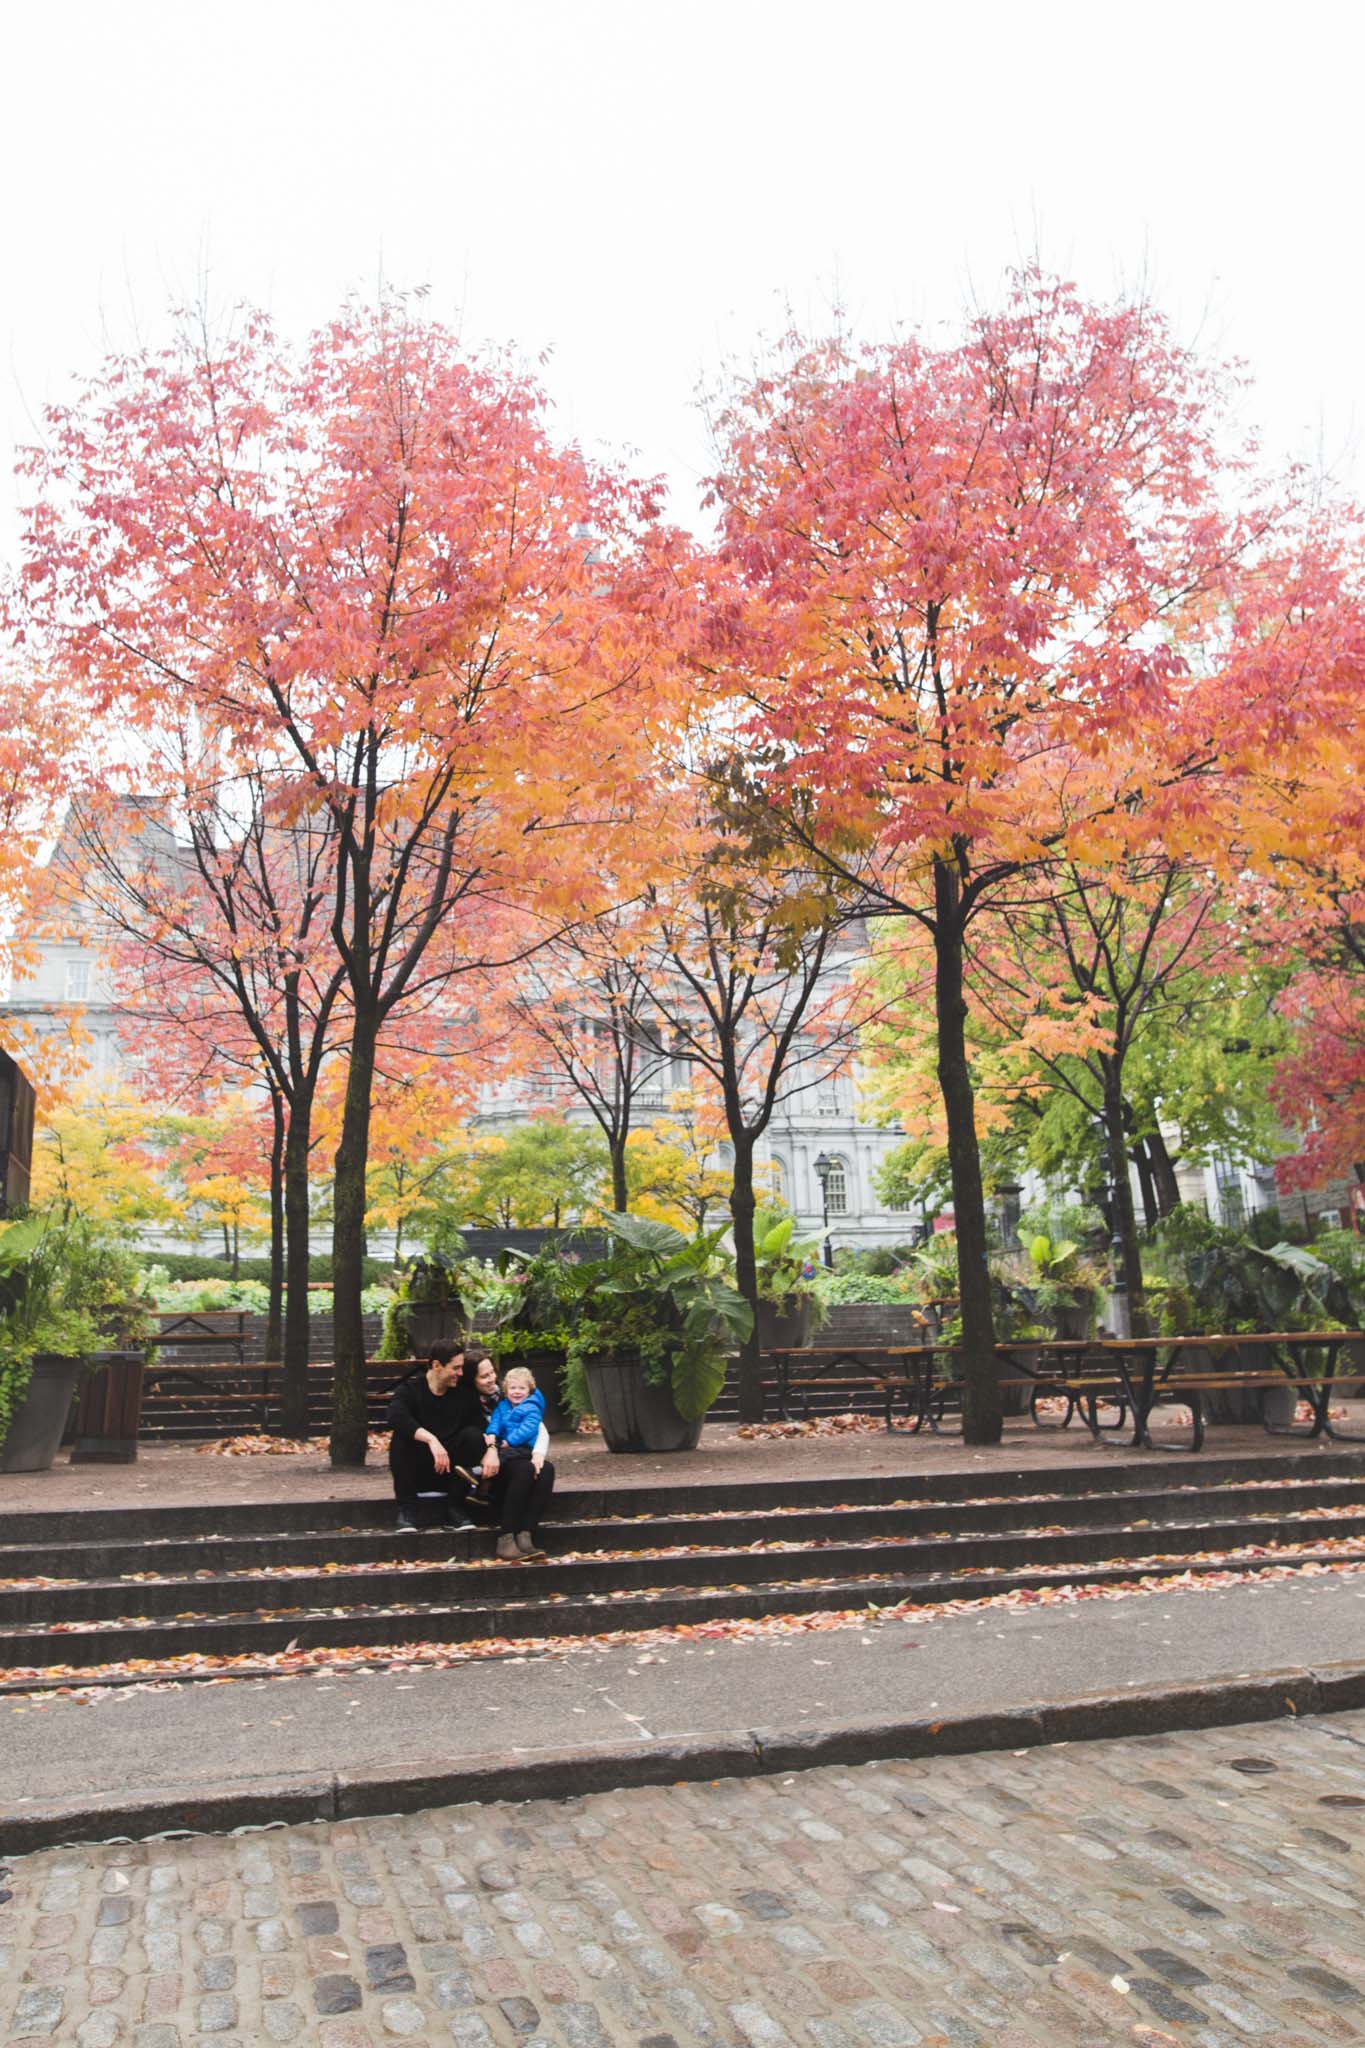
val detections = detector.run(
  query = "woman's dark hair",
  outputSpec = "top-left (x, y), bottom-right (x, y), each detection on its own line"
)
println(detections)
top-left (457, 1348), bottom-right (492, 1390)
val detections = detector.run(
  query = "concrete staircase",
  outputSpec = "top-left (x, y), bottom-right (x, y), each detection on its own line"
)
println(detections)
top-left (3, 1449), bottom-right (1363, 1685)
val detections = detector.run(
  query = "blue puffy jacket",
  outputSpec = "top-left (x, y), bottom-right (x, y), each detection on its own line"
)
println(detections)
top-left (486, 1387), bottom-right (545, 1450)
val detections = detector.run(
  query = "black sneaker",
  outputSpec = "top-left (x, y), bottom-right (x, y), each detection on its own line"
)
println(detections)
top-left (454, 1464), bottom-right (483, 1490)
top-left (396, 1511), bottom-right (418, 1534)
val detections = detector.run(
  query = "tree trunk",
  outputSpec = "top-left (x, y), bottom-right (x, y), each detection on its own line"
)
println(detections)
top-left (279, 1106), bottom-right (314, 1439)
top-left (728, 1132), bottom-right (764, 1423)
top-left (609, 1137), bottom-right (629, 1213)
top-left (330, 1011), bottom-right (378, 1467)
top-left (933, 861), bottom-right (1000, 1445)
top-left (265, 1090), bottom-right (285, 1366)
top-left (1103, 1068), bottom-right (1148, 1335)
top-left (231, 1223), bottom-right (240, 1281)
top-left (1147, 1125), bottom-right (1183, 1217)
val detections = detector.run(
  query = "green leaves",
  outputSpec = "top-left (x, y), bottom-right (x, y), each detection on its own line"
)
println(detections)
top-left (568, 1213), bottom-right (753, 1420)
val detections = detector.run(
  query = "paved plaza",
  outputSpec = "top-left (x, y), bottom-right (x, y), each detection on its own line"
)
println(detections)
top-left (4, 1710), bottom-right (1364, 2047)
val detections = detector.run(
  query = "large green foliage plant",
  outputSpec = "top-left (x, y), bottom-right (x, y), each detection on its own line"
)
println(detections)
top-left (564, 1215), bottom-right (753, 1422)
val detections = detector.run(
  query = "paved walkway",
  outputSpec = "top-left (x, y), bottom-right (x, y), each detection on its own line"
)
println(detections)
top-left (4, 1571), bottom-right (1365, 1847)
top-left (5, 1413), bottom-right (1361, 1512)
top-left (5, 1708), bottom-right (1365, 2046)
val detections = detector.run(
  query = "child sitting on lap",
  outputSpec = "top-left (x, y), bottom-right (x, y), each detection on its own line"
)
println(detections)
top-left (478, 1367), bottom-right (555, 1563)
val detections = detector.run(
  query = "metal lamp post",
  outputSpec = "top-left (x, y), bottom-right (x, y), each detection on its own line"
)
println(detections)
top-left (812, 1152), bottom-right (834, 1269)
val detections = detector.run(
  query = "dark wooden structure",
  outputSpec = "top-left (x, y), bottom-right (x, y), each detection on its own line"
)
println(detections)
top-left (0, 1048), bottom-right (35, 1215)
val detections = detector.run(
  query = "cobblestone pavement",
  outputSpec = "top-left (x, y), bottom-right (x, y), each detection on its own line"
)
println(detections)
top-left (3, 1713), bottom-right (1365, 2047)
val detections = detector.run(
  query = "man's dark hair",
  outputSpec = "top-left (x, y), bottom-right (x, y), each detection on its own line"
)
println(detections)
top-left (427, 1341), bottom-right (461, 1368)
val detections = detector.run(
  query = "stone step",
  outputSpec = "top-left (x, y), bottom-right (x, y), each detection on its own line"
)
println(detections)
top-left (4, 1474), bottom-right (1365, 1583)
top-left (1, 1505), bottom-right (1360, 1629)
top-left (1, 1541), bottom-right (1355, 1676)
top-left (10, 1445), bottom-right (1361, 1547)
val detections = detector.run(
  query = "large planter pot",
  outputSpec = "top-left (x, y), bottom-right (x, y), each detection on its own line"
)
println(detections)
top-left (1339, 1337), bottom-right (1365, 1398)
top-left (1196, 1338), bottom-right (1270, 1424)
top-left (1, 1354), bottom-right (82, 1473)
top-left (583, 1352), bottom-right (703, 1454)
top-left (995, 1344), bottom-right (1038, 1417)
top-left (1050, 1293), bottom-right (1095, 1342)
top-left (757, 1296), bottom-right (814, 1352)
top-left (69, 1350), bottom-right (147, 1464)
top-left (512, 1348), bottom-right (573, 1435)
top-left (405, 1302), bottom-right (467, 1358)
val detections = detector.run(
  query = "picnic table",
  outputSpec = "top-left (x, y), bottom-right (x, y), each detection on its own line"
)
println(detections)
top-left (766, 1330), bottom-right (1365, 1452)
top-left (152, 1309), bottom-right (250, 1366)
top-left (958, 1331), bottom-right (1365, 1452)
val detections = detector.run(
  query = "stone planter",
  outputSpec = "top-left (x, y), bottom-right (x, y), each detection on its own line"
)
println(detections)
top-left (69, 1350), bottom-right (147, 1463)
top-left (1050, 1293), bottom-right (1095, 1342)
top-left (582, 1352), bottom-right (703, 1454)
top-left (1339, 1337), bottom-right (1365, 1398)
top-left (1200, 1338), bottom-right (1275, 1425)
top-left (404, 1302), bottom-right (467, 1358)
top-left (757, 1296), bottom-right (814, 1352)
top-left (996, 1343), bottom-right (1039, 1417)
top-left (1, 1354), bottom-right (82, 1473)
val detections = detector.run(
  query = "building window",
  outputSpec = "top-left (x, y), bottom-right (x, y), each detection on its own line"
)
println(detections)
top-left (768, 1155), bottom-right (787, 1204)
top-left (1217, 1168), bottom-right (1245, 1230)
top-left (64, 959), bottom-right (91, 1002)
top-left (824, 1156), bottom-right (849, 1214)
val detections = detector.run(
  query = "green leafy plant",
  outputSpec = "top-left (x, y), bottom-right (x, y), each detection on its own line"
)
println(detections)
top-left (907, 1231), bottom-right (963, 1305)
top-left (1152, 1204), bottom-right (1357, 1335)
top-left (565, 1214), bottom-right (753, 1421)
top-left (0, 1212), bottom-right (157, 1452)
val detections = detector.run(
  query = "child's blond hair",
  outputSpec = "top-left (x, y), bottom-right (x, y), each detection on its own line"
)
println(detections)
top-left (502, 1365), bottom-right (537, 1395)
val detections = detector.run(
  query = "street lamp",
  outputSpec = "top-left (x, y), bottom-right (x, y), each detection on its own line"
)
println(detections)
top-left (813, 1152), bottom-right (835, 1269)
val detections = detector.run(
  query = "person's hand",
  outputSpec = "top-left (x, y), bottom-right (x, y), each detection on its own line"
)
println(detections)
top-left (430, 1441), bottom-right (450, 1475)
top-left (481, 1449), bottom-right (500, 1479)
top-left (532, 1451), bottom-right (545, 1475)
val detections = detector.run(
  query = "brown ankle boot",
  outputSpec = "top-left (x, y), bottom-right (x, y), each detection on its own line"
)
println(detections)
top-left (495, 1533), bottom-right (520, 1562)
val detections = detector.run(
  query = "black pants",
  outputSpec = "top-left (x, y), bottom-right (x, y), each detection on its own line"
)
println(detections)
top-left (389, 1425), bottom-right (488, 1518)
top-left (490, 1455), bottom-right (555, 1536)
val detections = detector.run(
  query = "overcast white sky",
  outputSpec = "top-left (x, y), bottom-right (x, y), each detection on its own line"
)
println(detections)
top-left (1, 0), bottom-right (1360, 553)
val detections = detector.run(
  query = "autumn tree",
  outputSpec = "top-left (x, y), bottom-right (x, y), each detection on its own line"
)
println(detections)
top-left (52, 783), bottom-right (347, 1426)
top-left (502, 920), bottom-right (668, 1213)
top-left (704, 272), bottom-right (1274, 1440)
top-left (642, 777), bottom-right (872, 1421)
top-left (19, 301), bottom-right (675, 1464)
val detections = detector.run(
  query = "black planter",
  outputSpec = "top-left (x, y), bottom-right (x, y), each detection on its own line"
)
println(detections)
top-left (1, 1354), bottom-right (82, 1473)
top-left (583, 1353), bottom-right (703, 1453)
top-left (1049, 1293), bottom-right (1095, 1342)
top-left (757, 1296), bottom-right (814, 1352)
top-left (404, 1302), bottom-right (468, 1358)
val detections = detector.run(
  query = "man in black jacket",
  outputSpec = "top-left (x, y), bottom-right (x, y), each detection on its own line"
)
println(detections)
top-left (386, 1343), bottom-right (490, 1532)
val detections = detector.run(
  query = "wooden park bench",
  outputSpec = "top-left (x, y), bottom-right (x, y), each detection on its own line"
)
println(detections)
top-left (140, 1355), bottom-right (418, 1438)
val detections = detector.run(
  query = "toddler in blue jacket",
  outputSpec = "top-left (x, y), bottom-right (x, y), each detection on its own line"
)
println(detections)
top-left (484, 1368), bottom-right (546, 1455)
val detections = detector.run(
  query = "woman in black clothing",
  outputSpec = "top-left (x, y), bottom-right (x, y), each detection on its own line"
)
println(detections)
top-left (387, 1343), bottom-right (491, 1532)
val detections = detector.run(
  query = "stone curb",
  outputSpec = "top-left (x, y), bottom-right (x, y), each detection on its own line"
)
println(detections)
top-left (4, 1657), bottom-right (1365, 1856)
